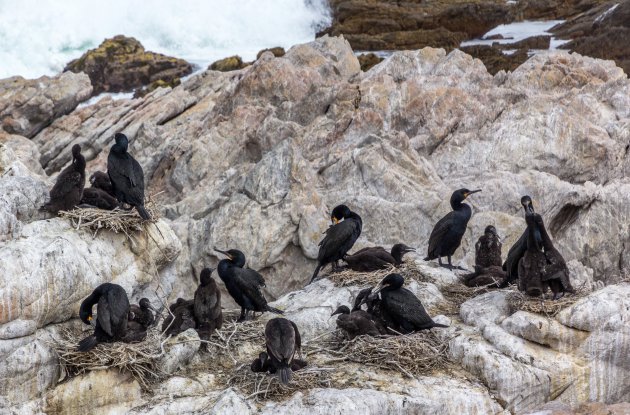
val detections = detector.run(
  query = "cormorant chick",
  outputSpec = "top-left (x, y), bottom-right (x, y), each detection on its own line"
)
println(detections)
top-left (425, 188), bottom-right (481, 270)
top-left (78, 283), bottom-right (130, 351)
top-left (370, 274), bottom-right (448, 333)
top-left (332, 305), bottom-right (381, 338)
top-left (463, 225), bottom-right (506, 287)
top-left (534, 214), bottom-right (574, 299)
top-left (265, 318), bottom-right (301, 384)
top-left (250, 351), bottom-right (307, 374)
top-left (214, 248), bottom-right (283, 322)
top-left (518, 213), bottom-right (548, 297)
top-left (353, 288), bottom-right (396, 334)
top-left (89, 171), bottom-right (115, 197)
top-left (162, 298), bottom-right (196, 336)
top-left (194, 268), bottom-right (223, 341)
top-left (107, 133), bottom-right (150, 220)
top-left (344, 244), bottom-right (415, 272)
top-left (129, 298), bottom-right (155, 328)
top-left (502, 196), bottom-right (542, 286)
top-left (80, 187), bottom-right (119, 210)
top-left (310, 205), bottom-right (362, 283)
top-left (42, 144), bottom-right (86, 214)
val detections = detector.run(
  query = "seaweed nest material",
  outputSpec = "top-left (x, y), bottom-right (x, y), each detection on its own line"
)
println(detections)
top-left (59, 198), bottom-right (159, 238)
top-left (51, 326), bottom-right (166, 390)
top-left (312, 330), bottom-right (450, 378)
top-left (227, 364), bottom-right (334, 401)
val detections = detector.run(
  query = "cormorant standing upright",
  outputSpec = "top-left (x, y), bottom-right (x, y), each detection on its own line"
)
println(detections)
top-left (42, 144), bottom-right (86, 214)
top-left (107, 133), bottom-right (150, 220)
top-left (78, 283), bottom-right (130, 351)
top-left (310, 205), bottom-right (362, 283)
top-left (463, 225), bottom-right (506, 287)
top-left (534, 214), bottom-right (574, 299)
top-left (344, 243), bottom-right (415, 272)
top-left (214, 248), bottom-right (283, 321)
top-left (193, 268), bottom-right (223, 340)
top-left (503, 196), bottom-right (542, 286)
top-left (265, 318), bottom-right (301, 384)
top-left (370, 273), bottom-right (448, 333)
top-left (425, 188), bottom-right (481, 269)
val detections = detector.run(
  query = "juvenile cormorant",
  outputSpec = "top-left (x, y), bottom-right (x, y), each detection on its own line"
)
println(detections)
top-left (344, 244), bottom-right (415, 272)
top-left (463, 225), bottom-right (506, 287)
top-left (332, 305), bottom-right (381, 338)
top-left (215, 248), bottom-right (283, 322)
top-left (425, 189), bottom-right (481, 270)
top-left (80, 187), bottom-right (119, 210)
top-left (193, 268), bottom-right (223, 340)
top-left (89, 171), bottom-right (116, 197)
top-left (502, 196), bottom-right (542, 286)
top-left (129, 298), bottom-right (155, 328)
top-left (78, 283), bottom-right (130, 351)
top-left (42, 144), bottom-right (86, 214)
top-left (534, 214), bottom-right (574, 299)
top-left (353, 288), bottom-right (396, 334)
top-left (370, 274), bottom-right (448, 333)
top-left (251, 351), bottom-right (308, 374)
top-left (518, 213), bottom-right (548, 297)
top-left (162, 298), bottom-right (196, 336)
top-left (265, 318), bottom-right (300, 384)
top-left (107, 133), bottom-right (150, 220)
top-left (310, 205), bottom-right (362, 283)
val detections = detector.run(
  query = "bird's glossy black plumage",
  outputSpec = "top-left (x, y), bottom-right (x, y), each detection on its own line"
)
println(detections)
top-left (129, 298), bottom-right (155, 328)
top-left (332, 305), bottom-right (381, 338)
top-left (502, 196), bottom-right (542, 286)
top-left (162, 298), bottom-right (196, 336)
top-left (534, 214), bottom-right (574, 299)
top-left (463, 225), bottom-right (506, 287)
top-left (370, 274), bottom-right (448, 333)
top-left (193, 268), bottom-right (223, 340)
top-left (310, 205), bottom-right (362, 283)
top-left (107, 133), bottom-right (150, 220)
top-left (78, 283), bottom-right (130, 351)
top-left (518, 213), bottom-right (548, 297)
top-left (344, 244), bottom-right (415, 272)
top-left (353, 288), bottom-right (397, 334)
top-left (425, 189), bottom-right (481, 269)
top-left (215, 248), bottom-right (283, 322)
top-left (89, 171), bottom-right (116, 197)
top-left (42, 144), bottom-right (86, 214)
top-left (265, 318), bottom-right (300, 384)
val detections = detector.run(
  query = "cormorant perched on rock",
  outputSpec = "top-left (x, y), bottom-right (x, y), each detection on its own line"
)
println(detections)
top-left (310, 205), bottom-right (362, 283)
top-left (534, 214), bottom-right (574, 299)
top-left (89, 171), bottom-right (116, 197)
top-left (78, 283), bottom-right (130, 351)
top-left (463, 225), bottom-right (506, 287)
top-left (332, 305), bottom-right (381, 338)
top-left (42, 144), bottom-right (86, 214)
top-left (344, 244), bottom-right (415, 272)
top-left (370, 274), bottom-right (448, 333)
top-left (518, 213), bottom-right (549, 297)
top-left (129, 298), bottom-right (156, 328)
top-left (107, 133), bottom-right (150, 220)
top-left (194, 268), bottom-right (223, 340)
top-left (215, 248), bottom-right (283, 322)
top-left (425, 188), bottom-right (481, 270)
top-left (502, 196), bottom-right (542, 286)
top-left (162, 298), bottom-right (196, 336)
top-left (264, 318), bottom-right (301, 384)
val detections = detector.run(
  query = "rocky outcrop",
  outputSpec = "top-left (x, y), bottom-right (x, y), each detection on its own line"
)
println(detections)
top-left (0, 72), bottom-right (91, 138)
top-left (65, 35), bottom-right (193, 96)
top-left (209, 55), bottom-right (247, 72)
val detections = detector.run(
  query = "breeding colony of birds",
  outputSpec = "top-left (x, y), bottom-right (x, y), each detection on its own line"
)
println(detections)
top-left (42, 132), bottom-right (575, 385)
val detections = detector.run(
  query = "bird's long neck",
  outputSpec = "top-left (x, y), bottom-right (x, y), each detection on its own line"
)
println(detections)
top-left (112, 143), bottom-right (127, 155)
top-left (74, 154), bottom-right (86, 173)
top-left (216, 259), bottom-right (234, 280)
top-left (391, 248), bottom-right (404, 265)
top-left (526, 216), bottom-right (542, 253)
top-left (79, 289), bottom-right (101, 315)
top-left (536, 218), bottom-right (554, 251)
top-left (346, 212), bottom-right (362, 229)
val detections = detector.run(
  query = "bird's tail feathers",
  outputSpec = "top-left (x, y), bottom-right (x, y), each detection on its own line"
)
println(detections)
top-left (266, 306), bottom-right (284, 315)
top-left (278, 361), bottom-right (292, 385)
top-left (309, 264), bottom-right (322, 284)
top-left (432, 323), bottom-right (449, 328)
top-left (136, 205), bottom-right (151, 220)
top-left (77, 335), bottom-right (98, 352)
top-left (423, 256), bottom-right (430, 261)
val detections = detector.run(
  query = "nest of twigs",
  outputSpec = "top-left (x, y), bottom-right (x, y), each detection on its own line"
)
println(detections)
top-left (508, 289), bottom-right (587, 317)
top-left (59, 198), bottom-right (159, 238)
top-left (312, 330), bottom-right (449, 378)
top-left (51, 326), bottom-right (166, 390)
top-left (227, 364), bottom-right (334, 401)
top-left (435, 282), bottom-right (500, 315)
top-left (202, 317), bottom-right (266, 372)
top-left (326, 261), bottom-right (433, 288)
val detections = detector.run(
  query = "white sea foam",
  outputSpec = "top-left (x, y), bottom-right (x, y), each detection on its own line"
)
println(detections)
top-left (460, 20), bottom-right (565, 48)
top-left (0, 0), bottom-right (331, 79)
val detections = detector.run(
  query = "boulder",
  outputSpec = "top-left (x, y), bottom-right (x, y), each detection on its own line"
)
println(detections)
top-left (209, 55), bottom-right (247, 72)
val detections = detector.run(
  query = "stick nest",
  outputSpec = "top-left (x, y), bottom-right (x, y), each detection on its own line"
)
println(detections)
top-left (51, 326), bottom-right (166, 390)
top-left (435, 283), bottom-right (500, 315)
top-left (312, 330), bottom-right (450, 378)
top-left (508, 289), bottom-right (588, 317)
top-left (59, 198), bottom-right (159, 238)
top-left (227, 364), bottom-right (333, 401)
top-left (326, 261), bottom-right (433, 288)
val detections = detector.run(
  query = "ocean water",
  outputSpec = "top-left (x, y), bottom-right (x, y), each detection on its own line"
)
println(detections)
top-left (0, 0), bottom-right (331, 79)
top-left (460, 20), bottom-right (568, 50)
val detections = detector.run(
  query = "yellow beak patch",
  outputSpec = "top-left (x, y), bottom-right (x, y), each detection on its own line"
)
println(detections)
top-left (87, 315), bottom-right (92, 321)
top-left (332, 217), bottom-right (340, 225)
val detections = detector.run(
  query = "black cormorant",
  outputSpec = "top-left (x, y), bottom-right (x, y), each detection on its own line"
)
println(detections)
top-left (265, 317), bottom-right (301, 384)
top-left (353, 288), bottom-right (396, 334)
top-left (517, 213), bottom-right (548, 297)
top-left (534, 214), bottom-right (574, 299)
top-left (162, 298), bottom-right (196, 336)
top-left (78, 283), bottom-right (130, 351)
top-left (344, 243), bottom-right (415, 272)
top-left (89, 171), bottom-right (116, 197)
top-left (370, 274), bottom-right (448, 333)
top-left (332, 305), bottom-right (381, 338)
top-left (42, 144), bottom-right (86, 214)
top-left (129, 298), bottom-right (155, 328)
top-left (310, 205), bottom-right (362, 283)
top-left (463, 225), bottom-right (506, 287)
top-left (425, 188), bottom-right (481, 270)
top-left (193, 268), bottom-right (223, 340)
top-left (107, 133), bottom-right (150, 220)
top-left (502, 196), bottom-right (542, 286)
top-left (215, 248), bottom-right (283, 322)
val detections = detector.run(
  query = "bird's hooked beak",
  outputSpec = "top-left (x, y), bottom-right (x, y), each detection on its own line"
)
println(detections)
top-left (88, 315), bottom-right (96, 327)
top-left (403, 246), bottom-right (416, 253)
top-left (331, 217), bottom-right (340, 225)
top-left (370, 281), bottom-right (385, 297)
top-left (464, 189), bottom-right (482, 199)
top-left (214, 247), bottom-right (232, 260)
